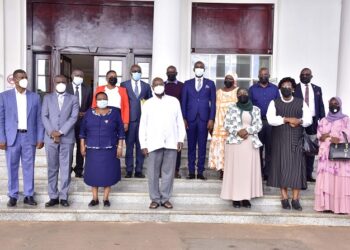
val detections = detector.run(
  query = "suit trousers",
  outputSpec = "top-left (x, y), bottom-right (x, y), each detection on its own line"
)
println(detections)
top-left (125, 121), bottom-right (144, 174)
top-left (45, 142), bottom-right (74, 200)
top-left (187, 116), bottom-right (208, 175)
top-left (305, 117), bottom-right (318, 178)
top-left (147, 148), bottom-right (177, 204)
top-left (71, 121), bottom-right (84, 175)
top-left (258, 119), bottom-right (272, 177)
top-left (6, 133), bottom-right (36, 199)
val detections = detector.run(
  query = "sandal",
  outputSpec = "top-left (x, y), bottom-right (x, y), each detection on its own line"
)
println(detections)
top-left (161, 201), bottom-right (173, 209)
top-left (149, 201), bottom-right (159, 209)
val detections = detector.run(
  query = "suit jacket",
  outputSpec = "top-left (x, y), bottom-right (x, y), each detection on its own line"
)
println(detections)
top-left (294, 83), bottom-right (325, 134)
top-left (92, 85), bottom-right (130, 124)
top-left (121, 80), bottom-right (152, 122)
top-left (66, 82), bottom-right (93, 113)
top-left (41, 92), bottom-right (79, 144)
top-left (0, 89), bottom-right (44, 146)
top-left (181, 78), bottom-right (216, 122)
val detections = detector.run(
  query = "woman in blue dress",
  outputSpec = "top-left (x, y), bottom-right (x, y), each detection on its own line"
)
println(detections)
top-left (80, 92), bottom-right (125, 207)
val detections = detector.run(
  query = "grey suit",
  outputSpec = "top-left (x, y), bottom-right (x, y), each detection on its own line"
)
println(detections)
top-left (41, 92), bottom-right (79, 200)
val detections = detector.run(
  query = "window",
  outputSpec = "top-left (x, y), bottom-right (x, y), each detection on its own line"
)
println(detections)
top-left (35, 54), bottom-right (51, 93)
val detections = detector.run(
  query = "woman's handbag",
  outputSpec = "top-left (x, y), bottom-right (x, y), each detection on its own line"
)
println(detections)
top-left (303, 132), bottom-right (319, 156)
top-left (329, 132), bottom-right (350, 160)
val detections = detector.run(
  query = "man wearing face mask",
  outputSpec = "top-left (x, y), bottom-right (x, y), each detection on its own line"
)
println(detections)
top-left (0, 69), bottom-right (44, 207)
top-left (139, 77), bottom-right (186, 209)
top-left (41, 75), bottom-right (79, 207)
top-left (66, 69), bottom-right (92, 178)
top-left (181, 61), bottom-right (216, 180)
top-left (164, 65), bottom-right (184, 178)
top-left (294, 68), bottom-right (325, 182)
top-left (121, 64), bottom-right (152, 178)
top-left (249, 67), bottom-right (279, 181)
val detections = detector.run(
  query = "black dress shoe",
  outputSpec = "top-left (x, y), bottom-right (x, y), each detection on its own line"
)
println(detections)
top-left (281, 199), bottom-right (291, 209)
top-left (307, 177), bottom-right (316, 182)
top-left (134, 172), bottom-right (145, 178)
top-left (232, 201), bottom-right (241, 208)
top-left (88, 199), bottom-right (99, 207)
top-left (242, 200), bottom-right (251, 208)
top-left (197, 174), bottom-right (207, 180)
top-left (174, 170), bottom-right (181, 179)
top-left (219, 170), bottom-right (224, 180)
top-left (75, 173), bottom-right (83, 178)
top-left (103, 200), bottom-right (110, 207)
top-left (125, 172), bottom-right (132, 178)
top-left (45, 198), bottom-right (59, 207)
top-left (24, 196), bottom-right (37, 206)
top-left (7, 197), bottom-right (17, 207)
top-left (186, 174), bottom-right (196, 179)
top-left (291, 199), bottom-right (302, 211)
top-left (60, 199), bottom-right (70, 207)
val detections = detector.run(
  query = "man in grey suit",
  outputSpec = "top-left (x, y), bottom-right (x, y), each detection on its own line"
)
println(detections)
top-left (41, 75), bottom-right (79, 207)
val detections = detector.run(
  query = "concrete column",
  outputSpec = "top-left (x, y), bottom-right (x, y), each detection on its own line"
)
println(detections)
top-left (0, 1), bottom-right (4, 92)
top-left (337, 0), bottom-right (350, 114)
top-left (151, 0), bottom-right (183, 81)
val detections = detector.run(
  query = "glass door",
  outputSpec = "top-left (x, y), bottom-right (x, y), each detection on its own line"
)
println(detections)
top-left (93, 56), bottom-right (127, 89)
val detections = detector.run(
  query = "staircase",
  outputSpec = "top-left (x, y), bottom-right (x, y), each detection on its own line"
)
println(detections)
top-left (0, 145), bottom-right (349, 226)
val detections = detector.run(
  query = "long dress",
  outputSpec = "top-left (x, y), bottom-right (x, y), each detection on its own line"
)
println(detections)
top-left (209, 88), bottom-right (238, 171)
top-left (267, 98), bottom-right (307, 189)
top-left (220, 111), bottom-right (263, 201)
top-left (80, 107), bottom-right (125, 187)
top-left (314, 117), bottom-right (350, 214)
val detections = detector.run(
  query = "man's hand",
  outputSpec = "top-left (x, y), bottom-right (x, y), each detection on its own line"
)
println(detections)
top-left (184, 119), bottom-right (189, 129)
top-left (80, 146), bottom-right (86, 157)
top-left (330, 137), bottom-right (340, 144)
top-left (320, 133), bottom-right (330, 142)
top-left (0, 143), bottom-right (6, 150)
top-left (142, 148), bottom-right (149, 157)
top-left (36, 142), bottom-right (44, 149)
top-left (124, 124), bottom-right (129, 132)
top-left (177, 142), bottom-right (183, 152)
top-left (117, 146), bottom-right (123, 158)
top-left (51, 131), bottom-right (62, 138)
top-left (207, 120), bottom-right (214, 132)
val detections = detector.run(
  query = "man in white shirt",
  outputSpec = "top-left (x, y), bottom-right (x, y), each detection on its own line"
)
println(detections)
top-left (139, 77), bottom-right (186, 209)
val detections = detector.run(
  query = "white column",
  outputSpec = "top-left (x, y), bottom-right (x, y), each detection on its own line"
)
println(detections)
top-left (337, 0), bottom-right (350, 114)
top-left (151, 0), bottom-right (183, 81)
top-left (2, 0), bottom-right (26, 90)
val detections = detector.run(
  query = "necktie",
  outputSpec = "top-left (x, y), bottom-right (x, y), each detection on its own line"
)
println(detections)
top-left (58, 94), bottom-right (64, 110)
top-left (75, 86), bottom-right (80, 107)
top-left (134, 82), bottom-right (139, 97)
top-left (196, 78), bottom-right (202, 92)
top-left (305, 84), bottom-right (309, 106)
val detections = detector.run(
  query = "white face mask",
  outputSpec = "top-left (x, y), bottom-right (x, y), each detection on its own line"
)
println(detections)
top-left (96, 100), bottom-right (108, 109)
top-left (153, 85), bottom-right (165, 95)
top-left (56, 83), bottom-right (66, 93)
top-left (19, 79), bottom-right (28, 89)
top-left (73, 76), bottom-right (83, 85)
top-left (194, 68), bottom-right (204, 77)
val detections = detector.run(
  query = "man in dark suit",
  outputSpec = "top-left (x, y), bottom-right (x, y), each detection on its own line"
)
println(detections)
top-left (66, 69), bottom-right (92, 178)
top-left (121, 64), bottom-right (152, 178)
top-left (294, 68), bottom-right (325, 182)
top-left (181, 61), bottom-right (216, 180)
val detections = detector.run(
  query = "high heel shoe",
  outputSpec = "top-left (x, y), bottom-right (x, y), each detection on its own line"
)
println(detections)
top-left (242, 200), bottom-right (251, 208)
top-left (232, 201), bottom-right (241, 208)
top-left (281, 199), bottom-right (291, 209)
top-left (291, 199), bottom-right (302, 211)
top-left (88, 199), bottom-right (99, 207)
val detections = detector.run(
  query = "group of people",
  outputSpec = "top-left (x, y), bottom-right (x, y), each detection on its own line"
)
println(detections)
top-left (0, 62), bottom-right (349, 215)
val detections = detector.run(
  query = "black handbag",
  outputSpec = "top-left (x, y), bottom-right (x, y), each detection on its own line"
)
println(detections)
top-left (329, 132), bottom-right (350, 160)
top-left (303, 132), bottom-right (319, 156)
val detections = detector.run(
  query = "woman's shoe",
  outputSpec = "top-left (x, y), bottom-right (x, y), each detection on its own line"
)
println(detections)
top-left (242, 200), bottom-right (251, 208)
top-left (88, 199), bottom-right (99, 207)
top-left (232, 201), bottom-right (241, 208)
top-left (103, 200), bottom-right (111, 207)
top-left (219, 170), bottom-right (224, 180)
top-left (291, 199), bottom-right (302, 211)
top-left (281, 199), bottom-right (291, 209)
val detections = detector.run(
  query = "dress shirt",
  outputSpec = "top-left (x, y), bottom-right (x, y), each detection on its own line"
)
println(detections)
top-left (56, 92), bottom-right (66, 111)
top-left (104, 86), bottom-right (121, 108)
top-left (249, 82), bottom-right (280, 118)
top-left (131, 79), bottom-right (140, 96)
top-left (266, 97), bottom-right (312, 127)
top-left (15, 89), bottom-right (27, 130)
top-left (139, 95), bottom-right (186, 153)
top-left (73, 83), bottom-right (82, 107)
top-left (195, 77), bottom-right (203, 91)
top-left (299, 82), bottom-right (315, 117)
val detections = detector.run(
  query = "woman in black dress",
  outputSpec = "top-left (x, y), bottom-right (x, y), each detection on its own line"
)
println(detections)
top-left (266, 77), bottom-right (312, 210)
top-left (80, 92), bottom-right (125, 207)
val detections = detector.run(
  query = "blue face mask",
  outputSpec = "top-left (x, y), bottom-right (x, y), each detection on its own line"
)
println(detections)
top-left (132, 72), bottom-right (142, 81)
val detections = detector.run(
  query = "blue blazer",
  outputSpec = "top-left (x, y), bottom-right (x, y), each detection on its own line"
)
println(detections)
top-left (120, 80), bottom-right (152, 122)
top-left (181, 78), bottom-right (216, 122)
top-left (0, 88), bottom-right (44, 146)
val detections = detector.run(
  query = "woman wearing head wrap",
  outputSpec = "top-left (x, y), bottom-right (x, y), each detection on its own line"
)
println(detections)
top-left (314, 97), bottom-right (350, 214)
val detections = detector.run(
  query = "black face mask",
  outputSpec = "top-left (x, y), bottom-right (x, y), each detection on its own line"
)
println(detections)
top-left (238, 95), bottom-right (249, 104)
top-left (224, 80), bottom-right (233, 88)
top-left (281, 87), bottom-right (292, 98)
top-left (259, 76), bottom-right (269, 84)
top-left (167, 74), bottom-right (177, 82)
top-left (108, 77), bottom-right (118, 86)
top-left (300, 75), bottom-right (312, 84)
top-left (329, 105), bottom-right (340, 114)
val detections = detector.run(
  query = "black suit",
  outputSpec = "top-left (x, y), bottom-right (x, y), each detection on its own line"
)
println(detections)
top-left (294, 83), bottom-right (325, 178)
top-left (66, 82), bottom-right (93, 175)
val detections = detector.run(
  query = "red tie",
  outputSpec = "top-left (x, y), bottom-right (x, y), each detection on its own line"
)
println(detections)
top-left (305, 84), bottom-right (309, 106)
